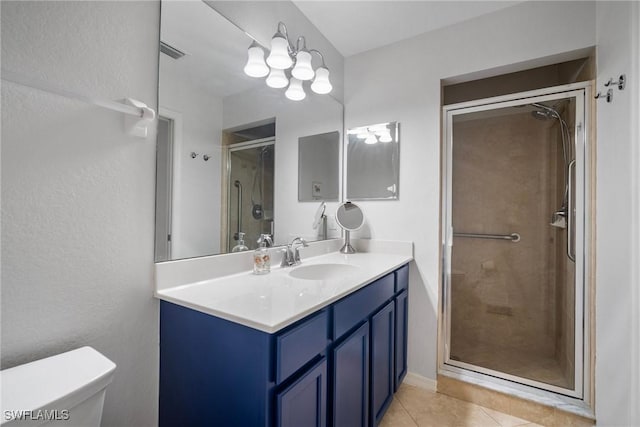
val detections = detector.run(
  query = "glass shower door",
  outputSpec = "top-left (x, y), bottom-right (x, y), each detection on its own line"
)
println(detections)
top-left (442, 88), bottom-right (588, 398)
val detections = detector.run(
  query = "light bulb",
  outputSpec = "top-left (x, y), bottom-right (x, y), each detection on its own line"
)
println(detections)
top-left (266, 34), bottom-right (292, 70)
top-left (365, 134), bottom-right (378, 144)
top-left (291, 50), bottom-right (314, 81)
top-left (379, 132), bottom-right (392, 143)
top-left (243, 42), bottom-right (269, 78)
top-left (285, 78), bottom-right (305, 101)
top-left (266, 68), bottom-right (288, 88)
top-left (356, 129), bottom-right (369, 139)
top-left (311, 67), bottom-right (332, 94)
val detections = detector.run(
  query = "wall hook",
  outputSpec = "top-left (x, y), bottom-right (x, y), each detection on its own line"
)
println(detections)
top-left (203, 155), bottom-right (210, 161)
top-left (191, 152), bottom-right (198, 159)
top-left (604, 74), bottom-right (626, 90)
top-left (594, 88), bottom-right (614, 103)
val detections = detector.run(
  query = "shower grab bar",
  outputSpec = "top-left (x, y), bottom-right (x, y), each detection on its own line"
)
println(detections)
top-left (567, 160), bottom-right (576, 262)
top-left (234, 180), bottom-right (242, 240)
top-left (453, 232), bottom-right (521, 242)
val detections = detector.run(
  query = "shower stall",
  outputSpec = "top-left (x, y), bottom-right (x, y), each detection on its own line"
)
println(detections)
top-left (226, 139), bottom-right (275, 251)
top-left (440, 84), bottom-right (591, 399)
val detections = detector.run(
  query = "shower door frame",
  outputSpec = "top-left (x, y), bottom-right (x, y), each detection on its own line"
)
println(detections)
top-left (439, 82), bottom-right (592, 401)
top-left (223, 137), bottom-right (275, 252)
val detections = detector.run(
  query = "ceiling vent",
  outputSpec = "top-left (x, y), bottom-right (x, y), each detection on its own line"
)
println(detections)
top-left (160, 41), bottom-right (187, 60)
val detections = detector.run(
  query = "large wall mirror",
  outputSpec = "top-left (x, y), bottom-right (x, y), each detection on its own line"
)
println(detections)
top-left (346, 122), bottom-right (400, 200)
top-left (155, 1), bottom-right (344, 262)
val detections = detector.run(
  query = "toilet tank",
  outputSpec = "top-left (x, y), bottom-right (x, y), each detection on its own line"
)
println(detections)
top-left (0, 347), bottom-right (116, 427)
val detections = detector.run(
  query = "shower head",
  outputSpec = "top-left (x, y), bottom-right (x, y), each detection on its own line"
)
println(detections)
top-left (530, 103), bottom-right (559, 120)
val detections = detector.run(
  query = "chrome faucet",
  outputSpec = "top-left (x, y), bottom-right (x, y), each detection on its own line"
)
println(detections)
top-left (281, 237), bottom-right (309, 267)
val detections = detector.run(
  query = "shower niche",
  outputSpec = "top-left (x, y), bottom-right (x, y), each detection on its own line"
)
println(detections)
top-left (440, 83), bottom-right (591, 400)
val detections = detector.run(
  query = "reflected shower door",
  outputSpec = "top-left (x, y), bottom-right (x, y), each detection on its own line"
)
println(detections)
top-left (227, 140), bottom-right (275, 251)
top-left (442, 88), bottom-right (587, 398)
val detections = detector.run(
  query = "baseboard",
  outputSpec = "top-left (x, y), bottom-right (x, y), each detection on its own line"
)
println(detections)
top-left (402, 371), bottom-right (437, 392)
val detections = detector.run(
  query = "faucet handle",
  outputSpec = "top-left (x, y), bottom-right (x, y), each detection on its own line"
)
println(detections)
top-left (280, 248), bottom-right (292, 268)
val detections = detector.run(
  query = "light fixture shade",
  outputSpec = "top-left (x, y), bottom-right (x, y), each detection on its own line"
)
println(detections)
top-left (244, 43), bottom-right (269, 78)
top-left (266, 67), bottom-right (288, 88)
top-left (266, 35), bottom-right (293, 70)
top-left (311, 66), bottom-right (332, 94)
top-left (356, 128), bottom-right (369, 139)
top-left (285, 77), bottom-right (306, 101)
top-left (291, 50), bottom-right (315, 81)
top-left (379, 132), bottom-right (392, 143)
top-left (365, 134), bottom-right (378, 144)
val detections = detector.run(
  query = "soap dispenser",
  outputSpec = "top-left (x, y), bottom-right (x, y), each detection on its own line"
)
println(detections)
top-left (253, 234), bottom-right (273, 275)
top-left (232, 232), bottom-right (249, 252)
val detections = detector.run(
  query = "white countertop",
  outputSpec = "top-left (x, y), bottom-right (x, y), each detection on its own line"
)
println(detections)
top-left (155, 243), bottom-right (412, 333)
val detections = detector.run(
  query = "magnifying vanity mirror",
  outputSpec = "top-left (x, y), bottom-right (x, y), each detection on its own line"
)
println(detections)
top-left (154, 1), bottom-right (344, 262)
top-left (346, 121), bottom-right (400, 200)
top-left (335, 202), bottom-right (365, 254)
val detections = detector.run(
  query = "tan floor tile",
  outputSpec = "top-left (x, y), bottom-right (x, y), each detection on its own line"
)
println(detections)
top-left (396, 384), bottom-right (446, 418)
top-left (481, 406), bottom-right (532, 427)
top-left (380, 398), bottom-right (418, 427)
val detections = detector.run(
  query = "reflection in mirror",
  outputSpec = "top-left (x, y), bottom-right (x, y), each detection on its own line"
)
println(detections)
top-left (298, 131), bottom-right (340, 202)
top-left (336, 201), bottom-right (364, 254)
top-left (155, 1), bottom-right (344, 262)
top-left (346, 122), bottom-right (400, 201)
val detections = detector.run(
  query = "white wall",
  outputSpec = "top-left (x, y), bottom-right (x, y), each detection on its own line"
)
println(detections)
top-left (595, 2), bottom-right (640, 425)
top-left (1, 2), bottom-right (159, 426)
top-left (159, 56), bottom-right (223, 259)
top-left (224, 86), bottom-right (343, 245)
top-left (344, 0), bottom-right (596, 391)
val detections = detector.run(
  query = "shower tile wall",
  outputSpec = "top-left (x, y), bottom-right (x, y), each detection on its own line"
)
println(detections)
top-left (450, 111), bottom-right (572, 389)
top-left (228, 147), bottom-right (274, 251)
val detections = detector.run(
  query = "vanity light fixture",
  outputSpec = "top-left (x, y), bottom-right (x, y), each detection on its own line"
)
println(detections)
top-left (243, 22), bottom-right (332, 100)
top-left (349, 123), bottom-right (395, 145)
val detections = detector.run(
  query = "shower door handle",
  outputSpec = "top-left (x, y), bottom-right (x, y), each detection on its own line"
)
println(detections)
top-left (567, 160), bottom-right (576, 262)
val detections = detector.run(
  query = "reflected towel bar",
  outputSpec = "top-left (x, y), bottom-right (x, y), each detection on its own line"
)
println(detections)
top-left (453, 232), bottom-right (521, 242)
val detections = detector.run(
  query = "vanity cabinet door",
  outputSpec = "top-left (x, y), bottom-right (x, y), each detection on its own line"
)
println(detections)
top-left (394, 290), bottom-right (408, 390)
top-left (370, 300), bottom-right (395, 426)
top-left (333, 322), bottom-right (369, 427)
top-left (277, 358), bottom-right (327, 427)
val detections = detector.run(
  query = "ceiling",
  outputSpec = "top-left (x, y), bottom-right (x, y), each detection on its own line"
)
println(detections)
top-left (292, 1), bottom-right (522, 57)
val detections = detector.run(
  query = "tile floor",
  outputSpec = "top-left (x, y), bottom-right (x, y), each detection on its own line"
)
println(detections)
top-left (381, 384), bottom-right (543, 427)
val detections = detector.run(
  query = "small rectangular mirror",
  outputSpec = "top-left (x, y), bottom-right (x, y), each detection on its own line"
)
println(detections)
top-left (298, 131), bottom-right (340, 202)
top-left (346, 121), bottom-right (399, 200)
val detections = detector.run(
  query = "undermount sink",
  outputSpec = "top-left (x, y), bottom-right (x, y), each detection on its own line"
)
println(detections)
top-left (288, 263), bottom-right (360, 280)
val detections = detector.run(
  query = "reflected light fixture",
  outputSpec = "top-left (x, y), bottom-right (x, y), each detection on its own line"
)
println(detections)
top-left (285, 78), bottom-right (306, 101)
top-left (243, 40), bottom-right (269, 78)
top-left (243, 22), bottom-right (332, 101)
top-left (350, 123), bottom-right (396, 145)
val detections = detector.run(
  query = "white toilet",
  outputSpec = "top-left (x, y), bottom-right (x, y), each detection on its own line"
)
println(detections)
top-left (0, 347), bottom-right (116, 427)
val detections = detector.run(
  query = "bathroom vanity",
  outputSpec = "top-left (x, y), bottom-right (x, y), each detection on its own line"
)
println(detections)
top-left (156, 243), bottom-right (411, 427)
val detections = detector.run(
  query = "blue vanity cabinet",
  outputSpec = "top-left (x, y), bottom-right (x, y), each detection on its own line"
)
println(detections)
top-left (370, 300), bottom-right (396, 425)
top-left (277, 358), bottom-right (327, 427)
top-left (332, 322), bottom-right (370, 427)
top-left (394, 289), bottom-right (409, 390)
top-left (159, 263), bottom-right (410, 427)
top-left (394, 264), bottom-right (409, 390)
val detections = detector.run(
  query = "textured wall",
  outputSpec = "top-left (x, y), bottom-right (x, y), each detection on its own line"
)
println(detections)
top-left (1, 2), bottom-right (160, 426)
top-left (595, 2), bottom-right (640, 425)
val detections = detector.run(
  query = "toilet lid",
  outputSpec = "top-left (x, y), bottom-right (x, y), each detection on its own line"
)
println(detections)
top-left (0, 347), bottom-right (116, 423)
